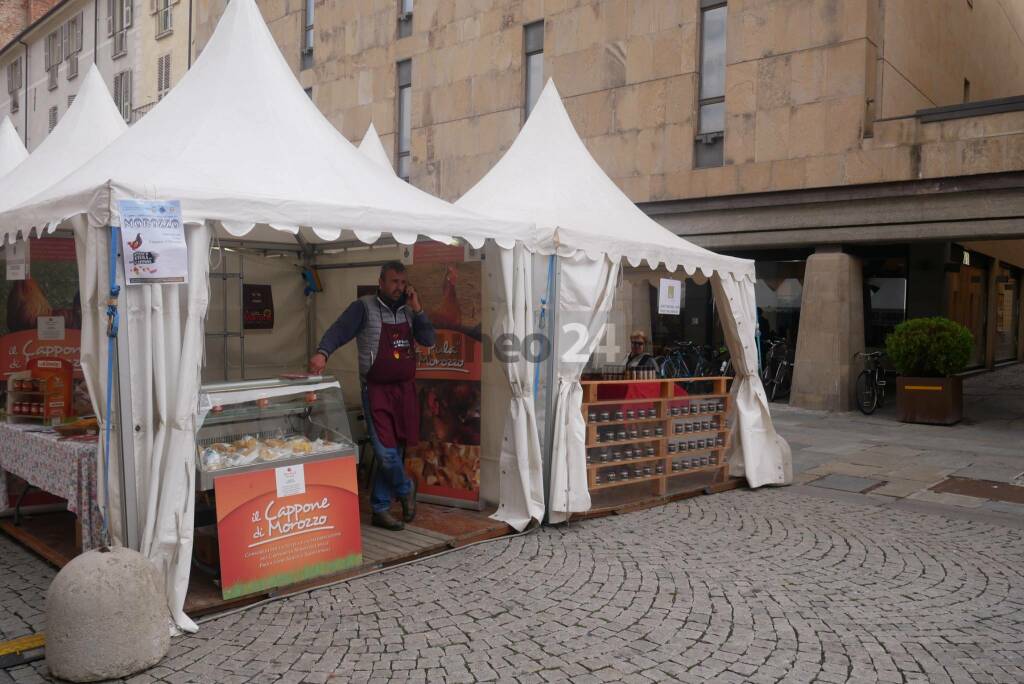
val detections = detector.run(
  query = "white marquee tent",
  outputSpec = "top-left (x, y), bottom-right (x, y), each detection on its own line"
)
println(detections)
top-left (0, 65), bottom-right (126, 219)
top-left (0, 115), bottom-right (28, 179)
top-left (0, 0), bottom-right (540, 633)
top-left (458, 82), bottom-right (792, 525)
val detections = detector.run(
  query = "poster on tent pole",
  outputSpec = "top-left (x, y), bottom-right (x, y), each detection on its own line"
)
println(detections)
top-left (116, 199), bottom-right (188, 285)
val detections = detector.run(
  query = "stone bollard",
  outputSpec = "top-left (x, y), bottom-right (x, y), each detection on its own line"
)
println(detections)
top-left (46, 546), bottom-right (170, 682)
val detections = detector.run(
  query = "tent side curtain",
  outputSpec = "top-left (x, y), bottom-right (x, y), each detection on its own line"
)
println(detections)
top-left (711, 273), bottom-right (793, 487)
top-left (77, 217), bottom-right (211, 634)
top-left (547, 255), bottom-right (621, 523)
top-left (490, 244), bottom-right (545, 530)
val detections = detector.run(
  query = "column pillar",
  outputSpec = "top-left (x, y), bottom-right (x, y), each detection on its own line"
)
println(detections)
top-left (790, 250), bottom-right (865, 411)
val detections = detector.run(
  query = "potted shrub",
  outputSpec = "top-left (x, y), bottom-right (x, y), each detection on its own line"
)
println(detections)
top-left (885, 317), bottom-right (972, 425)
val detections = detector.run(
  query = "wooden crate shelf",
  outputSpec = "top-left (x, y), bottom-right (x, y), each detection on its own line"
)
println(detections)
top-left (588, 453), bottom-right (667, 471)
top-left (581, 376), bottom-right (734, 497)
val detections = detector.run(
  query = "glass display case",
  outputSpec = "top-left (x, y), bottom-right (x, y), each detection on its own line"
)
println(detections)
top-left (195, 375), bottom-right (356, 490)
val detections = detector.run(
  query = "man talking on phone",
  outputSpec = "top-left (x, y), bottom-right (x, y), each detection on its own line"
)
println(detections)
top-left (309, 261), bottom-right (435, 531)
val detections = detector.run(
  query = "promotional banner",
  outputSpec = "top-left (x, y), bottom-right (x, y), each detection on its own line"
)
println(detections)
top-left (242, 284), bottom-right (275, 330)
top-left (214, 457), bottom-right (362, 600)
top-left (1, 237), bottom-right (83, 380)
top-left (116, 199), bottom-right (188, 285)
top-left (405, 259), bottom-right (482, 505)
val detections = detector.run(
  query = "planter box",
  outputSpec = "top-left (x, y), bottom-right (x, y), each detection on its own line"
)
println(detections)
top-left (896, 376), bottom-right (963, 425)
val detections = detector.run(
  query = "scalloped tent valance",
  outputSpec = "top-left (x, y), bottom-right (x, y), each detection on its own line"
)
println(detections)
top-left (456, 80), bottom-right (754, 283)
top-left (0, 0), bottom-right (539, 251)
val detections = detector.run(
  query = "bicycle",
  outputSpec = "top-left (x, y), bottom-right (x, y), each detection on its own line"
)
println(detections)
top-left (854, 350), bottom-right (888, 415)
top-left (762, 337), bottom-right (793, 402)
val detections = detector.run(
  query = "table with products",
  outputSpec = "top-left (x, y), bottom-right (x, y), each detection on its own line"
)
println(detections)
top-left (0, 422), bottom-right (103, 550)
top-left (582, 376), bottom-right (733, 503)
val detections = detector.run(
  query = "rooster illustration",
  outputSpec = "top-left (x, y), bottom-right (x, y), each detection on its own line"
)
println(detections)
top-left (430, 264), bottom-right (482, 340)
top-left (127, 232), bottom-right (143, 250)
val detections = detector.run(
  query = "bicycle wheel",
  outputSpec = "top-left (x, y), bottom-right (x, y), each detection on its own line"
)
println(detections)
top-left (855, 370), bottom-right (877, 415)
top-left (766, 378), bottom-right (779, 402)
top-left (775, 363), bottom-right (792, 400)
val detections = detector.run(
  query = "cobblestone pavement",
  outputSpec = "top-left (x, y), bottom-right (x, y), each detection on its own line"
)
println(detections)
top-left (4, 485), bottom-right (1023, 683)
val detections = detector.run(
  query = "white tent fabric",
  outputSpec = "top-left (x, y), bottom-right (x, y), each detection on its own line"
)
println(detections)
top-left (0, 0), bottom-right (542, 635)
top-left (0, 66), bottom-right (126, 226)
top-left (358, 123), bottom-right (394, 174)
top-left (459, 81), bottom-right (790, 523)
top-left (546, 255), bottom-right (619, 523)
top-left (491, 244), bottom-right (545, 530)
top-left (0, 116), bottom-right (27, 179)
top-left (0, 0), bottom-right (539, 252)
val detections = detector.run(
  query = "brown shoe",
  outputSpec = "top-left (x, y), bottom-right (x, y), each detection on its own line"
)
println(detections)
top-left (401, 479), bottom-right (417, 523)
top-left (371, 511), bottom-right (404, 531)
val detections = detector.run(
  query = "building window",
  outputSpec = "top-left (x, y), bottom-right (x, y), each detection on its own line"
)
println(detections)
top-left (963, 78), bottom-right (971, 103)
top-left (396, 59), bottom-right (412, 181)
top-left (301, 0), bottom-right (314, 70)
top-left (45, 30), bottom-right (62, 90)
top-left (304, 87), bottom-right (313, 100)
top-left (695, 1), bottom-right (727, 169)
top-left (157, 54), bottom-right (171, 100)
top-left (524, 21), bottom-right (544, 117)
top-left (68, 94), bottom-right (76, 108)
top-left (48, 106), bottom-right (58, 132)
top-left (108, 0), bottom-right (133, 58)
top-left (7, 58), bottom-right (22, 114)
top-left (114, 70), bottom-right (132, 122)
top-left (397, 0), bottom-right (413, 38)
top-left (155, 0), bottom-right (173, 37)
top-left (64, 13), bottom-right (84, 80)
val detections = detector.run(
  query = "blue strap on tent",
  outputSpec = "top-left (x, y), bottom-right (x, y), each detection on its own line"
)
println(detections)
top-left (533, 255), bottom-right (555, 399)
top-left (102, 226), bottom-right (121, 547)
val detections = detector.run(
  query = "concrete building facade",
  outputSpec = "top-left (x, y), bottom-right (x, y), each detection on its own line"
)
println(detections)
top-left (0, 0), bottom-right (195, 151)
top-left (87, 0), bottom-right (1024, 410)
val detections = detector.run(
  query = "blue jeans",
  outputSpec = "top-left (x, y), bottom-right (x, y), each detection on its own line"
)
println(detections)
top-left (361, 385), bottom-right (413, 513)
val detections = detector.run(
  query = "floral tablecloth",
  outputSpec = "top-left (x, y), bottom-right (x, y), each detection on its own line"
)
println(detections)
top-left (0, 423), bottom-right (103, 550)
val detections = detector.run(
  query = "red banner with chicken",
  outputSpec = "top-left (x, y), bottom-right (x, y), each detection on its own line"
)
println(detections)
top-left (405, 259), bottom-right (481, 505)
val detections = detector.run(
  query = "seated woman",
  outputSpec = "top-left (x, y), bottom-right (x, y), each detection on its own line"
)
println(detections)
top-left (625, 331), bottom-right (658, 373)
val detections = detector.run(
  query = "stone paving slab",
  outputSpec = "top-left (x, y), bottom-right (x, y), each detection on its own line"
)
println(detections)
top-left (869, 478), bottom-right (928, 498)
top-left (980, 500), bottom-right (1024, 515)
top-left (806, 474), bottom-right (884, 493)
top-left (953, 464), bottom-right (1024, 483)
top-left (907, 490), bottom-right (988, 508)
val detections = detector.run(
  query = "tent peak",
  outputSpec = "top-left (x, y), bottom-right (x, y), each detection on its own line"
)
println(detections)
top-left (358, 123), bottom-right (394, 174)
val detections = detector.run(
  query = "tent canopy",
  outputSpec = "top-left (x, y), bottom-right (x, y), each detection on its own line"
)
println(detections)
top-left (457, 81), bottom-right (753, 282)
top-left (0, 66), bottom-right (126, 223)
top-left (357, 123), bottom-right (394, 174)
top-left (0, 0), bottom-right (538, 250)
top-left (0, 116), bottom-right (28, 180)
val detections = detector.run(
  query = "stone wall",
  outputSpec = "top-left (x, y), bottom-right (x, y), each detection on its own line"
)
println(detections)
top-left (190, 0), bottom-right (1024, 206)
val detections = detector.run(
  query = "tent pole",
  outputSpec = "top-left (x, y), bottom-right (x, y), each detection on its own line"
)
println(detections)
top-left (238, 253), bottom-right (245, 379)
top-left (111, 230), bottom-right (140, 550)
top-left (539, 255), bottom-right (560, 522)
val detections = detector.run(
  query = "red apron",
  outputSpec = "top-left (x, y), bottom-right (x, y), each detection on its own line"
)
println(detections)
top-left (365, 317), bottom-right (419, 449)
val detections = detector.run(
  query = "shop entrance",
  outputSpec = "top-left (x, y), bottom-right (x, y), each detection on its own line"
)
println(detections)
top-left (946, 260), bottom-right (989, 369)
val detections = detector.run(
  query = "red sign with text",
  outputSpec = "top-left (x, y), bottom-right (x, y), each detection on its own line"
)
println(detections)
top-left (214, 457), bottom-right (362, 599)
